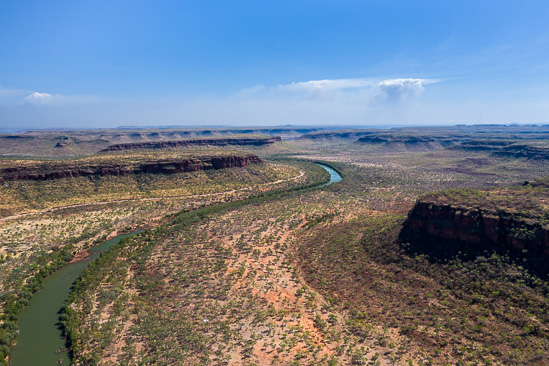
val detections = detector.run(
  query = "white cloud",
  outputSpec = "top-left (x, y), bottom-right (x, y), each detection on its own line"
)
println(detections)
top-left (272, 78), bottom-right (377, 102)
top-left (238, 77), bottom-right (434, 104)
top-left (24, 92), bottom-right (54, 104)
top-left (200, 76), bottom-right (436, 126)
top-left (281, 78), bottom-right (373, 92)
top-left (377, 78), bottom-right (428, 102)
top-left (0, 78), bottom-right (441, 129)
top-left (24, 91), bottom-right (97, 105)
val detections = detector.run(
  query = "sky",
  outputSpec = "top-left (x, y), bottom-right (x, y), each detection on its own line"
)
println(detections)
top-left (1, 1), bottom-right (549, 130)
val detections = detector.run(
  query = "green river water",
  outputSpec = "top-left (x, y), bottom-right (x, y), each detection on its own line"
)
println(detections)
top-left (10, 232), bottom-right (138, 366)
top-left (317, 164), bottom-right (342, 186)
top-left (9, 163), bottom-right (341, 365)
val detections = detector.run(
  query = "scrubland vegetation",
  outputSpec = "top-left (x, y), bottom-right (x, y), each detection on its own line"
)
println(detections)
top-left (420, 180), bottom-right (549, 222)
top-left (1, 125), bottom-right (549, 365)
top-left (0, 156), bottom-right (298, 217)
top-left (0, 154), bottom-right (315, 364)
top-left (61, 149), bottom-right (549, 364)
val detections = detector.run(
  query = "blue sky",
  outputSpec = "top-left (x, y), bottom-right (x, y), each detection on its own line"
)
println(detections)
top-left (1, 1), bottom-right (549, 129)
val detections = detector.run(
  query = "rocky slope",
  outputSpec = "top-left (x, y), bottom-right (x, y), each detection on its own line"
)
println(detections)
top-left (355, 134), bottom-right (464, 151)
top-left (493, 144), bottom-right (549, 160)
top-left (298, 130), bottom-right (376, 140)
top-left (452, 141), bottom-right (549, 160)
top-left (406, 201), bottom-right (549, 256)
top-left (404, 183), bottom-right (549, 258)
top-left (0, 154), bottom-right (262, 182)
top-left (101, 136), bottom-right (281, 152)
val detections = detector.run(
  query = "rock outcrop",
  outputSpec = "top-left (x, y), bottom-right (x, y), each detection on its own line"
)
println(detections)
top-left (452, 140), bottom-right (512, 151)
top-left (453, 141), bottom-right (549, 160)
top-left (493, 144), bottom-right (549, 160)
top-left (299, 131), bottom-right (375, 140)
top-left (0, 154), bottom-right (262, 182)
top-left (356, 134), bottom-right (459, 150)
top-left (405, 200), bottom-right (549, 256)
top-left (101, 137), bottom-right (281, 152)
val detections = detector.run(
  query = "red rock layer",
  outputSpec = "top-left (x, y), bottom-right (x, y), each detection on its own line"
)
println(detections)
top-left (101, 137), bottom-right (281, 152)
top-left (407, 200), bottom-right (549, 256)
top-left (0, 154), bottom-right (262, 182)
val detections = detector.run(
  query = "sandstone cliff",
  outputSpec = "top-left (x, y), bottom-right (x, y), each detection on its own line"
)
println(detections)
top-left (0, 154), bottom-right (262, 182)
top-left (356, 134), bottom-right (460, 150)
top-left (405, 196), bottom-right (549, 257)
top-left (453, 141), bottom-right (549, 160)
top-left (100, 136), bottom-right (281, 152)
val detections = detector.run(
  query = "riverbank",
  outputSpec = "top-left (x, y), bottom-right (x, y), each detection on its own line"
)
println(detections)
top-left (6, 162), bottom-right (338, 365)
top-left (59, 164), bottom-right (343, 365)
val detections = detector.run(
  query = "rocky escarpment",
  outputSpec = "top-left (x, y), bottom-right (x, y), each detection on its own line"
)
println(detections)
top-left (356, 134), bottom-right (459, 150)
top-left (452, 140), bottom-right (512, 151)
top-left (298, 131), bottom-right (375, 140)
top-left (453, 141), bottom-right (549, 160)
top-left (0, 154), bottom-right (262, 182)
top-left (404, 199), bottom-right (549, 257)
top-left (101, 136), bottom-right (281, 152)
top-left (493, 144), bottom-right (549, 160)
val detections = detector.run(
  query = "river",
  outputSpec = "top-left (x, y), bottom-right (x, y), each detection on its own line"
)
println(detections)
top-left (316, 163), bottom-right (342, 186)
top-left (9, 163), bottom-right (341, 365)
top-left (9, 232), bottom-right (138, 366)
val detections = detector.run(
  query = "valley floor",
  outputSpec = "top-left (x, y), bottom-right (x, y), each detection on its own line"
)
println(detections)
top-left (65, 150), bottom-right (549, 365)
top-left (2, 130), bottom-right (549, 365)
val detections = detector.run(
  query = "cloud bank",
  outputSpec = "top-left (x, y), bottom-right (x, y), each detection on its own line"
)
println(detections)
top-left (178, 77), bottom-right (437, 126)
top-left (281, 78), bottom-right (372, 93)
top-left (237, 77), bottom-right (432, 105)
top-left (1, 77), bottom-right (444, 129)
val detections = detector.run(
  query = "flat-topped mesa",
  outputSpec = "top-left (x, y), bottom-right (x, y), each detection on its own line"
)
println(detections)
top-left (0, 154), bottom-right (262, 182)
top-left (452, 141), bottom-right (549, 160)
top-left (356, 134), bottom-right (460, 150)
top-left (100, 136), bottom-right (282, 152)
top-left (405, 190), bottom-right (549, 257)
top-left (493, 144), bottom-right (549, 160)
top-left (298, 131), bottom-right (375, 140)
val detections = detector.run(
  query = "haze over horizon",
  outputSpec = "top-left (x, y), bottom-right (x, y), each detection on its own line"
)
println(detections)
top-left (1, 1), bottom-right (549, 130)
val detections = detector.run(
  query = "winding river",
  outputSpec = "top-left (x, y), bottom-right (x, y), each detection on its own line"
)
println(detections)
top-left (9, 233), bottom-right (138, 366)
top-left (9, 163), bottom-right (341, 365)
top-left (316, 163), bottom-right (342, 186)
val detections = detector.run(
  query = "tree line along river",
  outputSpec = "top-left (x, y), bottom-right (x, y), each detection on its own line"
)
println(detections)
top-left (9, 163), bottom-right (342, 365)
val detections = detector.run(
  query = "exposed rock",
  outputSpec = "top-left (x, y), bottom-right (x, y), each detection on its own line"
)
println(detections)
top-left (1, 135), bottom-right (36, 139)
top-left (299, 131), bottom-right (376, 140)
top-left (0, 154), bottom-right (262, 182)
top-left (453, 141), bottom-right (549, 160)
top-left (405, 200), bottom-right (549, 257)
top-left (452, 140), bottom-right (512, 151)
top-left (100, 137), bottom-right (281, 152)
top-left (356, 135), bottom-right (389, 144)
top-left (356, 134), bottom-right (459, 150)
top-left (493, 145), bottom-right (549, 160)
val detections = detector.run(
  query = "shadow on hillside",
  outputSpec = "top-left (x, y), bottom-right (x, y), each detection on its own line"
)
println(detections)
top-left (398, 219), bottom-right (549, 281)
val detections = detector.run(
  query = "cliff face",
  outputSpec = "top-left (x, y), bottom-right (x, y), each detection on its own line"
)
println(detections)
top-left (0, 154), bottom-right (262, 182)
top-left (101, 137), bottom-right (281, 152)
top-left (493, 145), bottom-right (549, 160)
top-left (406, 200), bottom-right (549, 256)
top-left (453, 140), bottom-right (512, 151)
top-left (356, 134), bottom-right (460, 150)
top-left (299, 131), bottom-right (374, 140)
